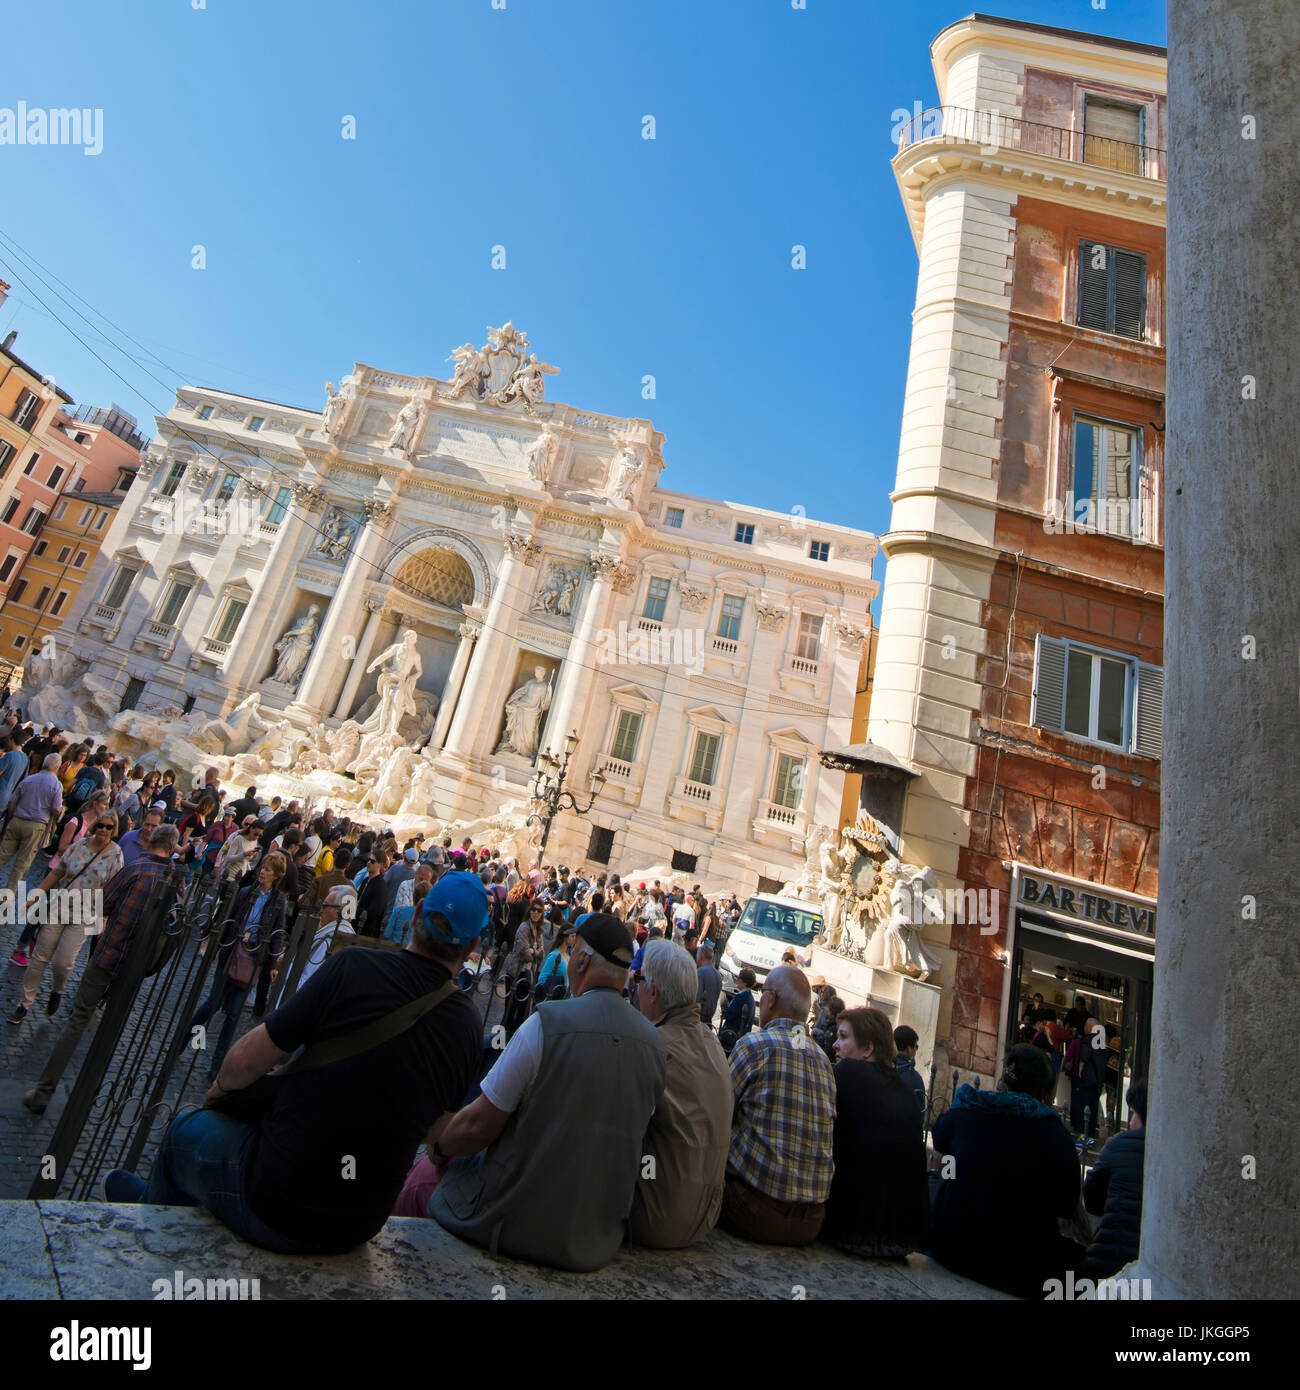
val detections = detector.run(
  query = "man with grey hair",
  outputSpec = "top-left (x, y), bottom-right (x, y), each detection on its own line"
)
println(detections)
top-left (296, 881), bottom-right (358, 989)
top-left (631, 938), bottom-right (732, 1248)
top-left (23, 823), bottom-right (181, 1115)
top-left (696, 943), bottom-right (722, 1029)
top-left (721, 964), bottom-right (836, 1246)
top-left (420, 912), bottom-right (666, 1270)
top-left (0, 751), bottom-right (65, 893)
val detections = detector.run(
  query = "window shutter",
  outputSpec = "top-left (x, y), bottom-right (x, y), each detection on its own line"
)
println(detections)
top-left (1078, 242), bottom-right (1110, 330)
top-left (1133, 662), bottom-right (1163, 758)
top-left (1113, 250), bottom-right (1147, 339)
top-left (1031, 634), bottom-right (1069, 732)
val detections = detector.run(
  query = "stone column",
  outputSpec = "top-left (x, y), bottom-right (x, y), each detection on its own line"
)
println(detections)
top-left (1136, 0), bottom-right (1300, 1300)
top-left (427, 620), bottom-right (480, 752)
top-left (333, 597), bottom-right (385, 721)
top-left (221, 480), bottom-right (325, 690)
top-left (545, 552), bottom-right (622, 760)
top-left (288, 499), bottom-right (394, 720)
top-left (443, 532), bottom-right (540, 759)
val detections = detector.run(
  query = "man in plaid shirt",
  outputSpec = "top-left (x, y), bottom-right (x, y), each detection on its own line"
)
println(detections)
top-left (23, 824), bottom-right (179, 1115)
top-left (722, 964), bottom-right (836, 1245)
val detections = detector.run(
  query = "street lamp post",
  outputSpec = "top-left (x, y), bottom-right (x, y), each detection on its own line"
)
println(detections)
top-left (526, 730), bottom-right (607, 870)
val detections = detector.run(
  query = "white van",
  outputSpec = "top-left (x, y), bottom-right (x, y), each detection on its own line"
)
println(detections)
top-left (719, 893), bottom-right (824, 995)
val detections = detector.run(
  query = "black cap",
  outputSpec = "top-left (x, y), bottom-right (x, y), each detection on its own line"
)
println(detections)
top-left (575, 912), bottom-right (635, 968)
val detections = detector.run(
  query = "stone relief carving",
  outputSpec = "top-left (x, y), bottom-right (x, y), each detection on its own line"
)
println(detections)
top-left (363, 498), bottom-right (395, 525)
top-left (440, 323), bottom-right (559, 414)
top-left (532, 561), bottom-right (583, 618)
top-left (754, 599), bottom-right (789, 631)
top-left (291, 480), bottom-right (327, 512)
top-left (834, 619), bottom-right (870, 650)
top-left (692, 509), bottom-right (729, 532)
top-left (677, 583), bottom-right (710, 612)
top-left (314, 507), bottom-right (359, 561)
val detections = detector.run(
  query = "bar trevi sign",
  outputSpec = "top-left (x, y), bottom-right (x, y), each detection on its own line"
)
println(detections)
top-left (1016, 871), bottom-right (1156, 939)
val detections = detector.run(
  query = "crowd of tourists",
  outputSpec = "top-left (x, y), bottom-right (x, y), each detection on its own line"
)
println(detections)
top-left (0, 713), bottom-right (1146, 1297)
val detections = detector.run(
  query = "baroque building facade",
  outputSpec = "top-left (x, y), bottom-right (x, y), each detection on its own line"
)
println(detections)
top-left (52, 323), bottom-right (878, 890)
top-left (861, 16), bottom-right (1166, 1091)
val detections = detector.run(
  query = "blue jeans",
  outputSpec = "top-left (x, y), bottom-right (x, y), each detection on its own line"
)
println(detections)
top-left (144, 1108), bottom-right (332, 1255)
top-left (190, 973), bottom-right (251, 1080)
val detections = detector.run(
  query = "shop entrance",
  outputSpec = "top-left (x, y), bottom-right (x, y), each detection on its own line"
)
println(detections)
top-left (1007, 918), bottom-right (1152, 1142)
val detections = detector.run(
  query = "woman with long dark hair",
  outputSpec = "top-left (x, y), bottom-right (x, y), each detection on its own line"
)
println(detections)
top-left (822, 1007), bottom-right (930, 1257)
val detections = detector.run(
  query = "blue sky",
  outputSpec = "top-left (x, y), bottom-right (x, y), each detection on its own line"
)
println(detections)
top-left (0, 0), bottom-right (1167, 582)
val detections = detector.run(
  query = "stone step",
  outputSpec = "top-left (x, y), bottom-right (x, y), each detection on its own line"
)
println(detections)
top-left (0, 1199), bottom-right (1009, 1300)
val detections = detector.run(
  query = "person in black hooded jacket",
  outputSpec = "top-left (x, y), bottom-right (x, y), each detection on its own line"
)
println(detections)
top-left (1082, 1081), bottom-right (1147, 1278)
top-left (931, 1044), bottom-right (1084, 1298)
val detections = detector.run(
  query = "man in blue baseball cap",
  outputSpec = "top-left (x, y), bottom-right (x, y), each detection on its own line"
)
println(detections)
top-left (106, 870), bottom-right (487, 1256)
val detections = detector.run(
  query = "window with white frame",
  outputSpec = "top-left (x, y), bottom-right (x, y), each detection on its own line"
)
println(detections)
top-left (33, 540), bottom-right (46, 556)
top-left (56, 547), bottom-right (70, 563)
top-left (23, 453), bottom-right (39, 476)
top-left (12, 634), bottom-right (26, 651)
top-left (34, 585), bottom-right (51, 611)
top-left (50, 590), bottom-right (68, 617)
top-left (663, 506), bottom-right (684, 529)
top-left (11, 389), bottom-right (39, 428)
top-left (717, 595), bottom-right (745, 641)
top-left (78, 505), bottom-right (93, 526)
top-left (1032, 633), bottom-right (1162, 757)
top-left (94, 510), bottom-right (108, 530)
top-left (771, 753), bottom-right (806, 810)
top-left (156, 577), bottom-right (193, 626)
top-left (809, 539), bottom-right (830, 562)
top-left (795, 612), bottom-right (823, 661)
top-left (734, 522), bottom-right (754, 545)
top-left (1, 499), bottom-right (18, 525)
top-left (265, 486), bottom-right (292, 525)
top-left (10, 579), bottom-right (27, 603)
top-left (157, 459), bottom-right (188, 497)
top-left (0, 554), bottom-right (19, 584)
top-left (102, 565), bottom-right (138, 610)
top-left (53, 500), bottom-right (68, 521)
top-left (1071, 416), bottom-right (1142, 538)
top-left (609, 708), bottom-right (643, 763)
top-left (211, 595), bottom-right (248, 645)
top-left (688, 730), bottom-right (721, 786)
top-left (642, 576), bottom-right (670, 622)
top-left (74, 550), bottom-right (87, 567)
top-left (212, 473), bottom-right (239, 511)
top-left (248, 416), bottom-right (264, 432)
top-left (0, 441), bottom-right (15, 476)
top-left (197, 404), bottom-right (214, 420)
top-left (20, 507), bottom-right (47, 536)
top-left (47, 464), bottom-right (65, 489)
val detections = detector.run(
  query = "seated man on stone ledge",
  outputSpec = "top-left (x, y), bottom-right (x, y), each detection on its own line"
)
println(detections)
top-left (394, 912), bottom-right (666, 1272)
top-left (104, 873), bottom-right (486, 1257)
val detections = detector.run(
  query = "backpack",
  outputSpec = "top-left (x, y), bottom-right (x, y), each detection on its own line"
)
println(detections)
top-left (70, 771), bottom-right (98, 806)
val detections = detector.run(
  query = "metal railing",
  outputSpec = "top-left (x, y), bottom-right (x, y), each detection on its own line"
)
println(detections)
top-left (896, 106), bottom-right (1165, 180)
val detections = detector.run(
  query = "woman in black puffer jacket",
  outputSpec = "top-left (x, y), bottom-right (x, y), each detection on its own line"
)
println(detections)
top-left (1082, 1081), bottom-right (1148, 1278)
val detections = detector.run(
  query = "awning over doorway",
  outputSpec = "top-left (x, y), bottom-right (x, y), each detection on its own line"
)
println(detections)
top-left (818, 741), bottom-right (918, 780)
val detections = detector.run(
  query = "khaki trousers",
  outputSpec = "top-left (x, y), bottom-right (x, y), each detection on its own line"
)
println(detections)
top-left (20, 919), bottom-right (94, 1008)
top-left (0, 817), bottom-right (50, 890)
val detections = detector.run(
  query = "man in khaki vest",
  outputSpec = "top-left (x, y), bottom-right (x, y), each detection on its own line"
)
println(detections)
top-left (420, 912), bottom-right (665, 1271)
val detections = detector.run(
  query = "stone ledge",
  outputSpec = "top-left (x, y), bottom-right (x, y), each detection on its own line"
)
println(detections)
top-left (0, 1200), bottom-right (1010, 1300)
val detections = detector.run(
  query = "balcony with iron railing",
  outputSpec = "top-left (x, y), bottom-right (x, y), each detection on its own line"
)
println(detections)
top-left (895, 106), bottom-right (1165, 181)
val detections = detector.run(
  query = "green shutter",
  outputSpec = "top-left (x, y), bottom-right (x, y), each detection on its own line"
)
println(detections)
top-left (1133, 662), bottom-right (1163, 758)
top-left (1113, 250), bottom-right (1147, 339)
top-left (1078, 241), bottom-right (1110, 329)
top-left (1032, 634), bottom-right (1069, 732)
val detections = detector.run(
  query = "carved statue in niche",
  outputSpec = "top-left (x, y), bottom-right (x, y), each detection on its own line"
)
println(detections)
top-left (360, 629), bottom-right (422, 738)
top-left (880, 860), bottom-right (944, 981)
top-left (387, 395), bottom-right (423, 453)
top-left (496, 665), bottom-right (553, 760)
top-left (270, 606), bottom-right (321, 686)
top-left (524, 429), bottom-right (558, 486)
top-left (609, 443), bottom-right (644, 502)
top-left (321, 375), bottom-right (357, 437)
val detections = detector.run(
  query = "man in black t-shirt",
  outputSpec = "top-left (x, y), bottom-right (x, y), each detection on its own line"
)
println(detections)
top-left (227, 785), bottom-right (262, 824)
top-left (104, 872), bottom-right (490, 1254)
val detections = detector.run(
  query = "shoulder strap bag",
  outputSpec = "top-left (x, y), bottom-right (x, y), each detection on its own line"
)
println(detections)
top-left (206, 978), bottom-right (458, 1126)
